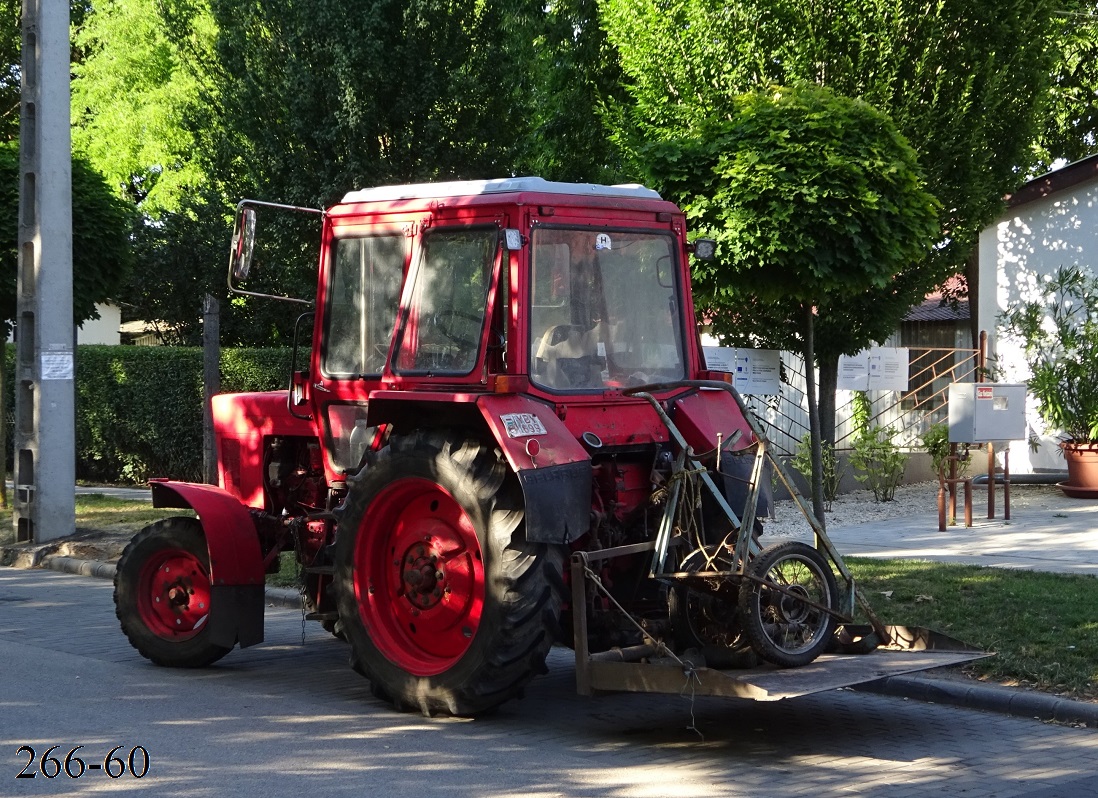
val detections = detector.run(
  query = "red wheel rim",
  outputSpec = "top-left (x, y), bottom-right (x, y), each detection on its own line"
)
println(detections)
top-left (136, 548), bottom-right (213, 641)
top-left (354, 478), bottom-right (484, 676)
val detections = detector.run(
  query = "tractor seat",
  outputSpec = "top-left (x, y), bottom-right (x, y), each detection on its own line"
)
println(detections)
top-left (534, 323), bottom-right (606, 389)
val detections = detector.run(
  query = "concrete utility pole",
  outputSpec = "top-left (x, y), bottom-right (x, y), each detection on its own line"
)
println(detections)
top-left (14, 0), bottom-right (75, 543)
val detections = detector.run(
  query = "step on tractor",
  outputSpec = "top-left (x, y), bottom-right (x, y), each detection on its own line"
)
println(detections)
top-left (114, 177), bottom-right (982, 716)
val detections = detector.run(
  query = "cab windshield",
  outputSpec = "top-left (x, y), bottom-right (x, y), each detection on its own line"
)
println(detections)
top-left (529, 228), bottom-right (686, 391)
top-left (392, 227), bottom-right (497, 375)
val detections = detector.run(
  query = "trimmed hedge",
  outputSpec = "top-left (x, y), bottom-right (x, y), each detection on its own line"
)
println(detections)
top-left (5, 346), bottom-right (292, 484)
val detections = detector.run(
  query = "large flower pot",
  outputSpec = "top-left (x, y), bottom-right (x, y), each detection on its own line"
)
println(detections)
top-left (1059, 441), bottom-right (1098, 499)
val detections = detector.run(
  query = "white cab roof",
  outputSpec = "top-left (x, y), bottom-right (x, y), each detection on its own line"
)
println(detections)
top-left (340, 176), bottom-right (661, 204)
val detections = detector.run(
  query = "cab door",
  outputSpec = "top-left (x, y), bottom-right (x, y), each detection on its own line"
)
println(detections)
top-left (312, 223), bottom-right (412, 479)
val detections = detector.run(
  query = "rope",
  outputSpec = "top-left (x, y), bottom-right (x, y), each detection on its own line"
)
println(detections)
top-left (583, 563), bottom-right (705, 738)
top-left (680, 662), bottom-right (704, 740)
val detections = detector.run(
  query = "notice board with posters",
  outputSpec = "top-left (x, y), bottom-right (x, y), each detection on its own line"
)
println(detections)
top-left (702, 347), bottom-right (782, 395)
top-left (837, 347), bottom-right (910, 392)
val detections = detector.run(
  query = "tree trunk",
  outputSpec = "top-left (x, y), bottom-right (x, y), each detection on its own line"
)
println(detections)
top-left (803, 304), bottom-right (826, 529)
top-left (817, 353), bottom-right (839, 446)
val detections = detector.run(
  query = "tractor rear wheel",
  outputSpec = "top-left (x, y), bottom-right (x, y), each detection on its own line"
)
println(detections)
top-left (114, 518), bottom-right (232, 668)
top-left (333, 430), bottom-right (564, 716)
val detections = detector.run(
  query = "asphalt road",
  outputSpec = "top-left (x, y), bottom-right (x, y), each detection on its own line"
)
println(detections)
top-left (3, 568), bottom-right (1097, 798)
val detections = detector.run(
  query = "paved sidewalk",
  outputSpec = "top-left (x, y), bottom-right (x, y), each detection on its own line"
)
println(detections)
top-left (765, 483), bottom-right (1098, 575)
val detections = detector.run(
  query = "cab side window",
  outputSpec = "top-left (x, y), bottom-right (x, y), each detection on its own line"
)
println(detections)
top-left (322, 235), bottom-right (407, 377)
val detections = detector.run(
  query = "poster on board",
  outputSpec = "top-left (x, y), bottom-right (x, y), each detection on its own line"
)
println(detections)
top-left (837, 347), bottom-right (909, 391)
top-left (703, 347), bottom-right (782, 395)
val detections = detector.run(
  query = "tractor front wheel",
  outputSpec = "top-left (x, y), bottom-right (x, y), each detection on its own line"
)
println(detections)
top-left (333, 430), bottom-right (564, 716)
top-left (114, 518), bottom-right (232, 668)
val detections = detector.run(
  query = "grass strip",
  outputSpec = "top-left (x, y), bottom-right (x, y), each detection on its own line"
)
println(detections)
top-left (848, 556), bottom-right (1098, 701)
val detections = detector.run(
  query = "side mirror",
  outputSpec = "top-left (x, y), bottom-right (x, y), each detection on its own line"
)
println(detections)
top-left (692, 238), bottom-right (717, 261)
top-left (290, 370), bottom-right (309, 406)
top-left (229, 207), bottom-right (258, 280)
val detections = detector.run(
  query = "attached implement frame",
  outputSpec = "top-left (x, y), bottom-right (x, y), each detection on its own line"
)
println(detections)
top-left (570, 380), bottom-right (986, 700)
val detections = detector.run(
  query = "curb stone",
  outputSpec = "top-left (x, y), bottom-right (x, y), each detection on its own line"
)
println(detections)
top-left (8, 552), bottom-right (1098, 729)
top-left (854, 674), bottom-right (1098, 728)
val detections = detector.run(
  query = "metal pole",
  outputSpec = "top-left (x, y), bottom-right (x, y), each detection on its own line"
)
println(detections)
top-left (14, 0), bottom-right (75, 542)
top-left (202, 294), bottom-right (221, 485)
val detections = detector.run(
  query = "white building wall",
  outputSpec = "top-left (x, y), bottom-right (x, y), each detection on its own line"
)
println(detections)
top-left (977, 178), bottom-right (1098, 472)
top-left (76, 303), bottom-right (121, 345)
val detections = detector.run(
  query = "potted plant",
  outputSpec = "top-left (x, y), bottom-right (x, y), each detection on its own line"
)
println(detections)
top-left (1002, 266), bottom-right (1098, 497)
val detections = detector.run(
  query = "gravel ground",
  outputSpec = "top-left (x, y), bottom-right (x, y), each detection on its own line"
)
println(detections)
top-left (763, 479), bottom-right (1067, 538)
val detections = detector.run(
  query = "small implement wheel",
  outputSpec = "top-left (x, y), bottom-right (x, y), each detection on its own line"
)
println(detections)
top-left (738, 541), bottom-right (838, 667)
top-left (668, 548), bottom-right (744, 643)
top-left (114, 518), bottom-right (231, 668)
top-left (334, 430), bottom-right (564, 716)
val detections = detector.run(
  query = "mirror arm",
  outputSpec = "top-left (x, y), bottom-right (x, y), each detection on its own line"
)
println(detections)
top-left (227, 199), bottom-right (324, 305)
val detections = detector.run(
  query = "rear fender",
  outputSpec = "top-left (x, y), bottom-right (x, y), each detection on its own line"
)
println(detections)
top-left (475, 395), bottom-right (592, 544)
top-left (150, 479), bottom-right (265, 648)
top-left (671, 388), bottom-right (771, 518)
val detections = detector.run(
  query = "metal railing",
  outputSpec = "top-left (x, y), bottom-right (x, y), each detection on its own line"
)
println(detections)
top-left (742, 337), bottom-right (985, 456)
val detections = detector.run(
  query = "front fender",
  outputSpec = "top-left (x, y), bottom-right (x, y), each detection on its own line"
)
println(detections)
top-left (150, 479), bottom-right (265, 648)
top-left (475, 395), bottom-right (592, 544)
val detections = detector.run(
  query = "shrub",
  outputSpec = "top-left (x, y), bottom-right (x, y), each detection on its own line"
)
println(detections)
top-left (791, 432), bottom-right (845, 511)
top-left (8, 345), bottom-right (292, 484)
top-left (849, 391), bottom-right (907, 502)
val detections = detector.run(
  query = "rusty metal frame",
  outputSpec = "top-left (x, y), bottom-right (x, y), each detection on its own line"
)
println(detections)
top-left (567, 380), bottom-right (984, 701)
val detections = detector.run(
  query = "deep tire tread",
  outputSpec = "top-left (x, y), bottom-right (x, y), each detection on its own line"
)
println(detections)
top-left (334, 429), bottom-right (565, 716)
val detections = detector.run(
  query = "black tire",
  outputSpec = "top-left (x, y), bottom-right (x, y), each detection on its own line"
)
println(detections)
top-left (320, 617), bottom-right (347, 641)
top-left (114, 518), bottom-right (232, 668)
top-left (738, 541), bottom-right (838, 667)
top-left (668, 547), bottom-right (745, 646)
top-left (333, 429), bottom-right (565, 716)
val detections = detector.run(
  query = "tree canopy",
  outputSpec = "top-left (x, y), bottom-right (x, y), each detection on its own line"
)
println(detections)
top-left (70, 0), bottom-right (576, 344)
top-left (0, 142), bottom-right (134, 338)
top-left (602, 0), bottom-right (1075, 451)
top-left (71, 0), bottom-right (215, 214)
top-left (602, 0), bottom-right (1066, 316)
top-left (53, 0), bottom-right (1098, 351)
top-left (642, 84), bottom-right (939, 519)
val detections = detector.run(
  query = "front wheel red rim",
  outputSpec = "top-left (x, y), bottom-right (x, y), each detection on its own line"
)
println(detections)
top-left (136, 548), bottom-right (213, 641)
top-left (354, 478), bottom-right (485, 676)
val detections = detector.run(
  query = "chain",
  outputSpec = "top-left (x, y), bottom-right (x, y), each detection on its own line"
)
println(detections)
top-left (299, 589), bottom-right (307, 647)
top-left (582, 562), bottom-right (706, 738)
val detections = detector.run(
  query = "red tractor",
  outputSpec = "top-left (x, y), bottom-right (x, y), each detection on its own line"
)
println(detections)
top-left (114, 178), bottom-right (980, 716)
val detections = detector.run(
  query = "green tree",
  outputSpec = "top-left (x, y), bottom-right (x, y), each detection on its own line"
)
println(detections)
top-left (71, 0), bottom-right (216, 214)
top-left (1034, 4), bottom-right (1098, 170)
top-left (200, 0), bottom-right (534, 204)
top-left (0, 0), bottom-right (19, 142)
top-left (0, 142), bottom-right (135, 337)
top-left (516, 0), bottom-right (629, 182)
top-left (643, 85), bottom-right (939, 521)
top-left (71, 0), bottom-right (566, 346)
top-left (602, 0), bottom-right (1070, 444)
